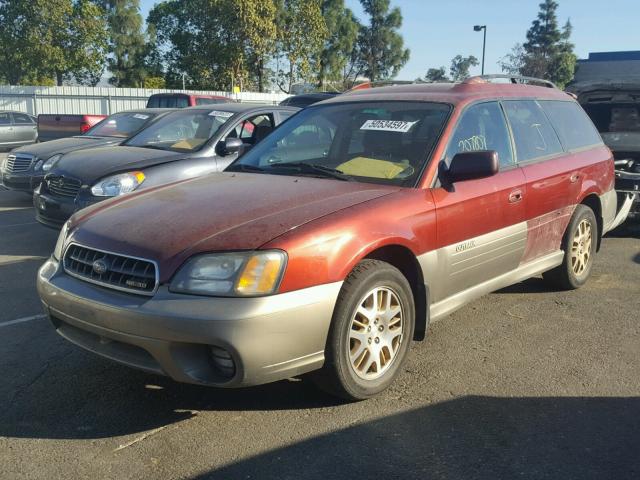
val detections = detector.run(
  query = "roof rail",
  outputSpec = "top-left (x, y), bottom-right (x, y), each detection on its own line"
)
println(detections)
top-left (463, 74), bottom-right (558, 89)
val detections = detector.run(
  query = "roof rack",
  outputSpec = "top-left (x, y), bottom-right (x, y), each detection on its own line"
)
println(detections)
top-left (463, 74), bottom-right (558, 89)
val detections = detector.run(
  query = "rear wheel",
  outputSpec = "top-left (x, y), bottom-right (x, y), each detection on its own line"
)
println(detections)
top-left (542, 204), bottom-right (597, 290)
top-left (312, 259), bottom-right (415, 400)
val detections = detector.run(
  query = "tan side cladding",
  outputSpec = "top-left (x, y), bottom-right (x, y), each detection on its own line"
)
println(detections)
top-left (418, 222), bottom-right (528, 303)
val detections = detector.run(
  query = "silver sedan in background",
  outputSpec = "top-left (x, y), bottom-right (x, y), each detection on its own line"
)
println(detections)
top-left (0, 110), bottom-right (38, 150)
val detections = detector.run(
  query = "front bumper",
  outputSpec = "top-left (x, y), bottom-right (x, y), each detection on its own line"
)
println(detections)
top-left (33, 189), bottom-right (95, 228)
top-left (0, 171), bottom-right (44, 192)
top-left (37, 258), bottom-right (341, 387)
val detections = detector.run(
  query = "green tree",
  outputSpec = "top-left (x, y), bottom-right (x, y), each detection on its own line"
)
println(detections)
top-left (0, 0), bottom-right (108, 86)
top-left (274, 0), bottom-right (328, 93)
top-left (313, 0), bottom-right (360, 90)
top-left (148, 0), bottom-right (278, 91)
top-left (357, 0), bottom-right (409, 82)
top-left (224, 0), bottom-right (278, 92)
top-left (423, 67), bottom-right (449, 83)
top-left (520, 0), bottom-right (576, 88)
top-left (449, 55), bottom-right (479, 81)
top-left (100, 0), bottom-right (147, 87)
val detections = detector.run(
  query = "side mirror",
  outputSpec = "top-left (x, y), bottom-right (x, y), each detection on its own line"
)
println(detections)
top-left (447, 150), bottom-right (499, 183)
top-left (219, 137), bottom-right (244, 156)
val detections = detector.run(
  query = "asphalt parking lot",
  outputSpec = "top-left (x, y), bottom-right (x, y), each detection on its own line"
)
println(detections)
top-left (1, 160), bottom-right (639, 479)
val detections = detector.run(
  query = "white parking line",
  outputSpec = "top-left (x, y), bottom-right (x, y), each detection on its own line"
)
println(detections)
top-left (0, 314), bottom-right (47, 328)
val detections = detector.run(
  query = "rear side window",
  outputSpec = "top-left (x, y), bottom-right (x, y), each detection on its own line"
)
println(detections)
top-left (540, 101), bottom-right (603, 150)
top-left (503, 100), bottom-right (563, 162)
top-left (0, 113), bottom-right (11, 125)
top-left (13, 113), bottom-right (35, 124)
top-left (446, 101), bottom-right (514, 167)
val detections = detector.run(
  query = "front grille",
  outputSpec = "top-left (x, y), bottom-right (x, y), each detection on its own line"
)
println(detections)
top-left (5, 154), bottom-right (34, 173)
top-left (63, 244), bottom-right (158, 295)
top-left (47, 176), bottom-right (82, 198)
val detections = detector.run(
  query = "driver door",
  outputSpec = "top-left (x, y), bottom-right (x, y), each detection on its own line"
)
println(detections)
top-left (430, 101), bottom-right (527, 302)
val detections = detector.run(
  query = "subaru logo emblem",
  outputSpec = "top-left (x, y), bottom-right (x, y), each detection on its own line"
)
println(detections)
top-left (92, 259), bottom-right (108, 275)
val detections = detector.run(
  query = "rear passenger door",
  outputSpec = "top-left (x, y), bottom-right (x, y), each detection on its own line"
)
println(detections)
top-left (0, 112), bottom-right (14, 144)
top-left (502, 100), bottom-right (580, 262)
top-left (431, 101), bottom-right (527, 302)
top-left (11, 113), bottom-right (37, 143)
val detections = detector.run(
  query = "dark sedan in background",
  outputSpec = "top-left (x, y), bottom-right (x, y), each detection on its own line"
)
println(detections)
top-left (34, 103), bottom-right (299, 227)
top-left (1, 109), bottom-right (173, 194)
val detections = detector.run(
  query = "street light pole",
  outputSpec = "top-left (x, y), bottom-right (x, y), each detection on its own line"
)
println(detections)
top-left (474, 25), bottom-right (487, 75)
top-left (182, 73), bottom-right (186, 90)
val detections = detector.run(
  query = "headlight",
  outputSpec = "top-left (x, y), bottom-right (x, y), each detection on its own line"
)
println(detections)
top-left (169, 251), bottom-right (287, 297)
top-left (41, 154), bottom-right (61, 171)
top-left (53, 220), bottom-right (70, 260)
top-left (91, 171), bottom-right (145, 197)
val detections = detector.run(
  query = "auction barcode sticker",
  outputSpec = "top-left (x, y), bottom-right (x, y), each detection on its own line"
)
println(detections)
top-left (209, 110), bottom-right (234, 118)
top-left (360, 119), bottom-right (418, 133)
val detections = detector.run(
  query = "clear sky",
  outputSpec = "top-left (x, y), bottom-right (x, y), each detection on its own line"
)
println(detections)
top-left (139, 0), bottom-right (640, 81)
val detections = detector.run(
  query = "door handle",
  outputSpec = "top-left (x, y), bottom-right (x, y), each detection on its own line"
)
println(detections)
top-left (570, 173), bottom-right (580, 183)
top-left (508, 189), bottom-right (523, 203)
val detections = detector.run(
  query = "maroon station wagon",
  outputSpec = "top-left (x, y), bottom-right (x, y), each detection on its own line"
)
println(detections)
top-left (38, 76), bottom-right (622, 399)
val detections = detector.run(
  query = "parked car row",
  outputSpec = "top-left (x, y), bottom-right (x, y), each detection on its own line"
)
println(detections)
top-left (0, 92), bottom-right (324, 151)
top-left (33, 103), bottom-right (297, 227)
top-left (0, 109), bottom-right (172, 194)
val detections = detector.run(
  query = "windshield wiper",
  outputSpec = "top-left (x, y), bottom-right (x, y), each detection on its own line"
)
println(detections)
top-left (268, 162), bottom-right (352, 181)
top-left (137, 144), bottom-right (168, 151)
top-left (226, 163), bottom-right (265, 173)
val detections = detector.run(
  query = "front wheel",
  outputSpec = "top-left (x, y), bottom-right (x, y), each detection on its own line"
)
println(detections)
top-left (543, 204), bottom-right (597, 290)
top-left (312, 259), bottom-right (415, 401)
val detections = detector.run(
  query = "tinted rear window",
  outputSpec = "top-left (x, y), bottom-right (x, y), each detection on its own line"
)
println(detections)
top-left (147, 95), bottom-right (189, 108)
top-left (503, 100), bottom-right (563, 162)
top-left (540, 101), bottom-right (602, 150)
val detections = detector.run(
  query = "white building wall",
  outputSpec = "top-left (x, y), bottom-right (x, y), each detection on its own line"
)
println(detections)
top-left (0, 86), bottom-right (290, 116)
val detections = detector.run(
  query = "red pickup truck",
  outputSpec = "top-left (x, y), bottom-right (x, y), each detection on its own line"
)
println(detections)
top-left (37, 114), bottom-right (106, 142)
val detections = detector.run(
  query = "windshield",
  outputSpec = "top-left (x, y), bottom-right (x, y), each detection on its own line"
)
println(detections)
top-left (227, 101), bottom-right (450, 186)
top-left (84, 112), bottom-right (156, 138)
top-left (125, 109), bottom-right (234, 152)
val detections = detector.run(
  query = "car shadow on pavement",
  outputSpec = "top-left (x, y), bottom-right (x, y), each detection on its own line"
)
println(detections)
top-left (0, 349), bottom-right (345, 441)
top-left (190, 395), bottom-right (640, 480)
top-left (494, 277), bottom-right (556, 295)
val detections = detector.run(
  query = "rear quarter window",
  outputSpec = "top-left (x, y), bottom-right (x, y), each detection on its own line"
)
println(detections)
top-left (540, 100), bottom-right (603, 150)
top-left (503, 100), bottom-right (563, 162)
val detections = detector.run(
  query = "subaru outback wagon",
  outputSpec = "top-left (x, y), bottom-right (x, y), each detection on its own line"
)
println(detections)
top-left (38, 76), bottom-right (618, 400)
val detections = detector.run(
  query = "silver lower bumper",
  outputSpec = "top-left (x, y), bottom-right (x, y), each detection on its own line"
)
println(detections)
top-left (37, 258), bottom-right (341, 387)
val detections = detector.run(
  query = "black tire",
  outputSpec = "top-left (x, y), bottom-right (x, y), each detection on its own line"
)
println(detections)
top-left (312, 259), bottom-right (415, 401)
top-left (542, 204), bottom-right (597, 290)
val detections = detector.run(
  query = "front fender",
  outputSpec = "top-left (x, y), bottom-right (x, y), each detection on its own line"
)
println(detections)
top-left (264, 189), bottom-right (437, 293)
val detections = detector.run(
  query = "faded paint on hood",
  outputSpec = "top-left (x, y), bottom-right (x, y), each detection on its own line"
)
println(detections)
top-left (51, 145), bottom-right (185, 182)
top-left (68, 173), bottom-right (400, 281)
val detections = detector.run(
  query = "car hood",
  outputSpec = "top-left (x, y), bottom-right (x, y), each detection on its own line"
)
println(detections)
top-left (51, 145), bottom-right (185, 181)
top-left (69, 173), bottom-right (400, 282)
top-left (12, 136), bottom-right (120, 158)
